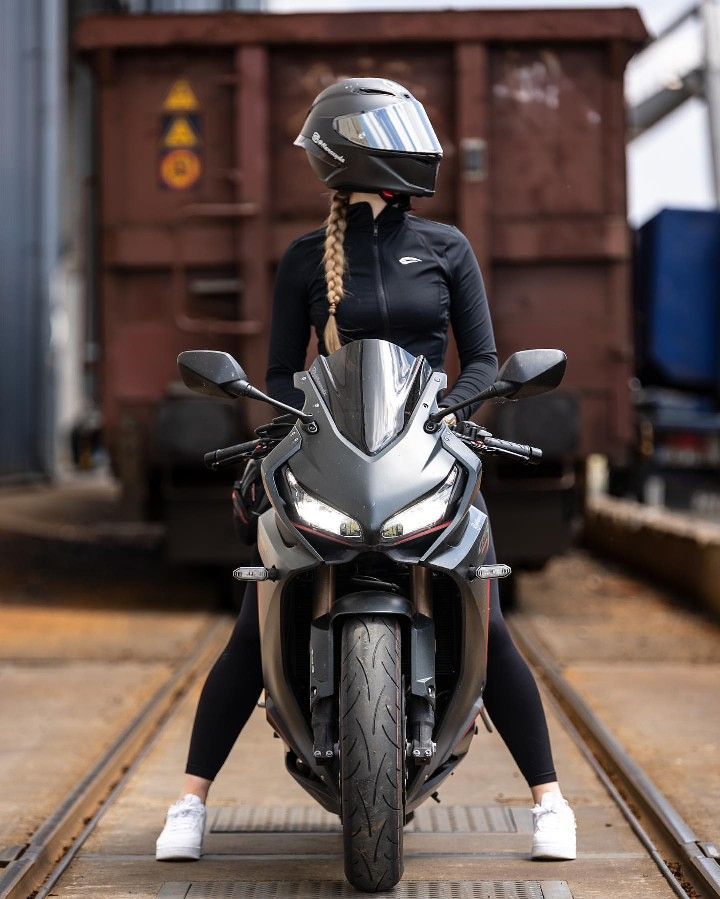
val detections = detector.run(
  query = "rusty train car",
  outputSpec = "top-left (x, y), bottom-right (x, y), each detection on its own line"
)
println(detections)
top-left (75, 8), bottom-right (647, 567)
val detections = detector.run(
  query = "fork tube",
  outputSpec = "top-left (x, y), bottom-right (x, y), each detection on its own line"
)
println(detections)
top-left (313, 566), bottom-right (335, 618)
top-left (412, 566), bottom-right (432, 618)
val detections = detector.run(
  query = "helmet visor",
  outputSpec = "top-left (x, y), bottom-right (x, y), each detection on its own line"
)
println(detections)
top-left (334, 100), bottom-right (442, 155)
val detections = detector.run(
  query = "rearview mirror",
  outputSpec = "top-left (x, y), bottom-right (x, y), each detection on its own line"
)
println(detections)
top-left (177, 350), bottom-right (315, 423)
top-left (177, 350), bottom-right (248, 399)
top-left (428, 348), bottom-right (567, 424)
top-left (496, 349), bottom-right (566, 399)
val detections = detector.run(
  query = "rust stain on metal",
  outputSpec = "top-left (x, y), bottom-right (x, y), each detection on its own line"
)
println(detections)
top-left (74, 10), bottom-right (648, 50)
top-left (75, 9), bottom-right (646, 499)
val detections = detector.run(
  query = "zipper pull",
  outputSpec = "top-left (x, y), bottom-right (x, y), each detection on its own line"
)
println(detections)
top-left (373, 221), bottom-right (378, 239)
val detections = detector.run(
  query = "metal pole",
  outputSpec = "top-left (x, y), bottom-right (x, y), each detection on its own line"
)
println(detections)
top-left (703, 0), bottom-right (720, 205)
top-left (39, 0), bottom-right (68, 474)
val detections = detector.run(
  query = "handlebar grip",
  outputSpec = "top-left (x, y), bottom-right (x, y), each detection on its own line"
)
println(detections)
top-left (204, 439), bottom-right (260, 469)
top-left (483, 436), bottom-right (543, 464)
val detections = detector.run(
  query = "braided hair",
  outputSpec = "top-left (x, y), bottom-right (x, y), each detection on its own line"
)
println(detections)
top-left (322, 191), bottom-right (350, 353)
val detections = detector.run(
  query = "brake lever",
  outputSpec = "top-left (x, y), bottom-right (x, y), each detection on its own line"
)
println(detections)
top-left (450, 425), bottom-right (540, 464)
top-left (452, 432), bottom-right (487, 456)
top-left (451, 421), bottom-right (487, 440)
top-left (255, 422), bottom-right (295, 440)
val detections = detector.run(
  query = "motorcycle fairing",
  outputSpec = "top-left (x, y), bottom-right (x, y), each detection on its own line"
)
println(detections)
top-left (255, 338), bottom-right (494, 815)
top-left (308, 339), bottom-right (432, 456)
top-left (256, 505), bottom-right (491, 815)
top-left (288, 349), bottom-right (453, 540)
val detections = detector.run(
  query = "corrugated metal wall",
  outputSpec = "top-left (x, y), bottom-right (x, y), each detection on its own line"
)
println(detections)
top-left (0, 1), bottom-right (50, 479)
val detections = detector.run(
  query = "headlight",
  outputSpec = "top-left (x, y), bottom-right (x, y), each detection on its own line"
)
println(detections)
top-left (285, 469), bottom-right (363, 542)
top-left (380, 466), bottom-right (459, 542)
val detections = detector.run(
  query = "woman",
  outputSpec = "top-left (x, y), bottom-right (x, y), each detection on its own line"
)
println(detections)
top-left (156, 78), bottom-right (576, 863)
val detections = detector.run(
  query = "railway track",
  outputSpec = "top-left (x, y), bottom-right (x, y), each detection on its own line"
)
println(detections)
top-left (1, 600), bottom-right (718, 898)
top-left (0, 618), bottom-right (229, 899)
top-left (510, 619), bottom-right (720, 899)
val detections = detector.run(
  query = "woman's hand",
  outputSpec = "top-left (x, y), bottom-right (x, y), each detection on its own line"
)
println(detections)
top-left (442, 412), bottom-right (458, 428)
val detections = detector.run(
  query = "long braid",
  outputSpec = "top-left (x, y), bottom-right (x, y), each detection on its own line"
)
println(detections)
top-left (322, 191), bottom-right (349, 353)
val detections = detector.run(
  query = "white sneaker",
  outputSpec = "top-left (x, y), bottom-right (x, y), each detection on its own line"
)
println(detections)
top-left (155, 794), bottom-right (206, 861)
top-left (531, 792), bottom-right (577, 860)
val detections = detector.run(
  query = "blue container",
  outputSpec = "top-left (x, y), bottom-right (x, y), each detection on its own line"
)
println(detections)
top-left (634, 208), bottom-right (720, 391)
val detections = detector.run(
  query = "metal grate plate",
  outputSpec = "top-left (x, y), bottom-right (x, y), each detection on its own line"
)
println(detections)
top-left (209, 805), bottom-right (532, 835)
top-left (158, 882), bottom-right (574, 899)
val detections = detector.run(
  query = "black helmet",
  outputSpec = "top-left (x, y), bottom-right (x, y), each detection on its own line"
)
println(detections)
top-left (294, 77), bottom-right (442, 197)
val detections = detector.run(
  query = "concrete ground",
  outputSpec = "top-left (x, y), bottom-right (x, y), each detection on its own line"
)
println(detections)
top-left (0, 478), bottom-right (163, 546)
top-left (516, 551), bottom-right (720, 849)
top-left (2, 524), bottom-right (716, 898)
top-left (50, 683), bottom-right (674, 898)
top-left (0, 531), bottom-right (218, 856)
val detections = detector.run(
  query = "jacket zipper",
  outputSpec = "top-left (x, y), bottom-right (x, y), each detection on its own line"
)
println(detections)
top-left (372, 221), bottom-right (391, 338)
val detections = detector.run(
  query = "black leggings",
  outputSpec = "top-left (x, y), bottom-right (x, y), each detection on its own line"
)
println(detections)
top-left (186, 498), bottom-right (557, 788)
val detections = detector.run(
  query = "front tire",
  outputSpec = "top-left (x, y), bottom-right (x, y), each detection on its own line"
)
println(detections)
top-left (340, 615), bottom-right (404, 892)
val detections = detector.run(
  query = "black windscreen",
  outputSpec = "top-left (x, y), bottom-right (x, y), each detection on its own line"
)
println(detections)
top-left (309, 339), bottom-right (432, 455)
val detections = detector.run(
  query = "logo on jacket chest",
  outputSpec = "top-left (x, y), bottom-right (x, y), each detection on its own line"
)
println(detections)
top-left (399, 256), bottom-right (422, 265)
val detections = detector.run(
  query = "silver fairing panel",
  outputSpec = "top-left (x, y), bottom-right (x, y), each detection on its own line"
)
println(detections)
top-left (290, 371), bottom-right (454, 538)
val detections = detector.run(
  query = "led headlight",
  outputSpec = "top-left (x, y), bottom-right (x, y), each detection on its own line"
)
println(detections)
top-left (380, 466), bottom-right (459, 542)
top-left (285, 469), bottom-right (362, 541)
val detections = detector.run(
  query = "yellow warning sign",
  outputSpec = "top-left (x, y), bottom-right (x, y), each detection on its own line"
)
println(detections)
top-left (163, 116), bottom-right (198, 148)
top-left (163, 79), bottom-right (199, 113)
top-left (160, 149), bottom-right (202, 190)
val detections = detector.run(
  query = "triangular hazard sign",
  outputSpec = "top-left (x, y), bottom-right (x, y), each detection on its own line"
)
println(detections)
top-left (163, 116), bottom-right (199, 148)
top-left (163, 79), bottom-right (199, 112)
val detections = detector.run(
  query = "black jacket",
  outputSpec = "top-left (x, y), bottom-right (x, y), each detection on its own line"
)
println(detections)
top-left (266, 200), bottom-right (498, 420)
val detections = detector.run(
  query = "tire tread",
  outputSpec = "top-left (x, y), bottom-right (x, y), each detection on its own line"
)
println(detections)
top-left (340, 615), bottom-right (404, 892)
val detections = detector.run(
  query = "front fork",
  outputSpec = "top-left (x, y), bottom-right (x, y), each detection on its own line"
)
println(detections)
top-left (406, 567), bottom-right (436, 764)
top-left (309, 565), bottom-right (438, 766)
top-left (310, 567), bottom-right (336, 762)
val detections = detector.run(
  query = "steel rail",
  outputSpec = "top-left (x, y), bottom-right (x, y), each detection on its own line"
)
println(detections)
top-left (4, 607), bottom-right (716, 898)
top-left (0, 617), bottom-right (230, 899)
top-left (510, 619), bottom-right (720, 899)
top-left (519, 656), bottom-right (689, 899)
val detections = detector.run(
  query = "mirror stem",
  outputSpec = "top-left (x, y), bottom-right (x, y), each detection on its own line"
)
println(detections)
top-left (429, 380), bottom-right (514, 423)
top-left (229, 380), bottom-right (314, 423)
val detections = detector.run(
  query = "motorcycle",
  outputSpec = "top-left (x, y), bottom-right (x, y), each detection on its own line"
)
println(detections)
top-left (178, 339), bottom-right (566, 893)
